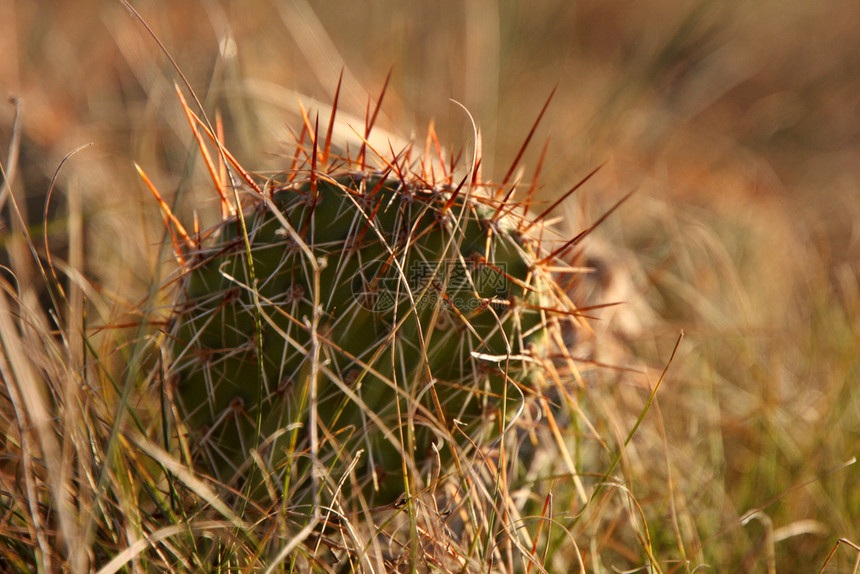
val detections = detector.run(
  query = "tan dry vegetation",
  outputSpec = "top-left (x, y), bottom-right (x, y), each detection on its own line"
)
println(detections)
top-left (1, 0), bottom-right (859, 572)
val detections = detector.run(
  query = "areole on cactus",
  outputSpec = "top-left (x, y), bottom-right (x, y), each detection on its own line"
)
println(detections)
top-left (144, 81), bottom-right (599, 506)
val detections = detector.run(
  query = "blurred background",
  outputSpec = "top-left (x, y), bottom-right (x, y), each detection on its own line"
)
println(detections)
top-left (2, 0), bottom-right (859, 297)
top-left (2, 0), bottom-right (858, 570)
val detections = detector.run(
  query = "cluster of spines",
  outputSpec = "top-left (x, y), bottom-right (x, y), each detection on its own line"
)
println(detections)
top-left (139, 77), bottom-right (621, 507)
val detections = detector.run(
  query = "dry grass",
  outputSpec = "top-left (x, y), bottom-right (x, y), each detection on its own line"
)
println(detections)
top-left (1, 1), bottom-right (859, 572)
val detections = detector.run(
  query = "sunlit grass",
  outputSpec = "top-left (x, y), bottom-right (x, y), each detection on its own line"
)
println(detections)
top-left (2, 1), bottom-right (859, 572)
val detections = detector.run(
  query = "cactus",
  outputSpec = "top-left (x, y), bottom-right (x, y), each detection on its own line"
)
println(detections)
top-left (152, 85), bottom-right (592, 506)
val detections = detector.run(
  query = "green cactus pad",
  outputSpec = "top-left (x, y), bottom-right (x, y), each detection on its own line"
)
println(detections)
top-left (169, 171), bottom-right (558, 502)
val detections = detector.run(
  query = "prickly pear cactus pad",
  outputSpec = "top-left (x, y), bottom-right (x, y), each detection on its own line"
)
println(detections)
top-left (152, 89), bottom-right (592, 507)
